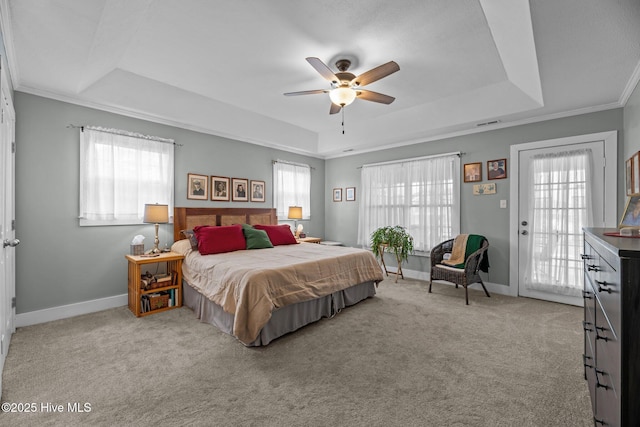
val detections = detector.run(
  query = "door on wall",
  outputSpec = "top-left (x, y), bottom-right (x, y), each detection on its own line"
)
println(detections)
top-left (0, 61), bottom-right (17, 398)
top-left (511, 132), bottom-right (617, 307)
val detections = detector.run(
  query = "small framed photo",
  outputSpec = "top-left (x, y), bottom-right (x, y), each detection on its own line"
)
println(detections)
top-left (187, 173), bottom-right (208, 200)
top-left (211, 176), bottom-right (230, 201)
top-left (346, 187), bottom-right (356, 201)
top-left (250, 180), bottom-right (265, 202)
top-left (620, 195), bottom-right (640, 228)
top-left (634, 152), bottom-right (640, 195)
top-left (626, 157), bottom-right (633, 196)
top-left (231, 178), bottom-right (249, 202)
top-left (487, 158), bottom-right (507, 180)
top-left (464, 163), bottom-right (482, 183)
top-left (473, 183), bottom-right (496, 195)
top-left (333, 188), bottom-right (342, 202)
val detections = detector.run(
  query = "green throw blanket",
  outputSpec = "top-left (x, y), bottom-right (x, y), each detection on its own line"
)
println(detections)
top-left (442, 234), bottom-right (486, 269)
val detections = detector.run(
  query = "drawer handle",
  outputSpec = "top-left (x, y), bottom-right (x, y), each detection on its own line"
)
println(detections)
top-left (595, 280), bottom-right (612, 293)
top-left (582, 354), bottom-right (593, 368)
top-left (595, 369), bottom-right (610, 390)
top-left (587, 264), bottom-right (600, 272)
top-left (580, 254), bottom-right (593, 260)
top-left (582, 321), bottom-right (593, 332)
top-left (582, 290), bottom-right (593, 300)
top-left (594, 417), bottom-right (607, 425)
top-left (596, 332), bottom-right (609, 342)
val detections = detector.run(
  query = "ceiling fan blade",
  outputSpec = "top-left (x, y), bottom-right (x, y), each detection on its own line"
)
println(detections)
top-left (329, 103), bottom-right (341, 115)
top-left (283, 89), bottom-right (328, 96)
top-left (351, 61), bottom-right (400, 87)
top-left (356, 90), bottom-right (396, 104)
top-left (306, 57), bottom-right (339, 84)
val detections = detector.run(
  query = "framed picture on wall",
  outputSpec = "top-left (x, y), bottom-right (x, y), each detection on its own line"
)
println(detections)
top-left (187, 173), bottom-right (208, 200)
top-left (231, 178), bottom-right (249, 202)
top-left (211, 176), bottom-right (230, 201)
top-left (463, 162), bottom-right (482, 183)
top-left (487, 158), bottom-right (507, 180)
top-left (250, 180), bottom-right (265, 202)
top-left (333, 188), bottom-right (342, 202)
top-left (346, 187), bottom-right (356, 201)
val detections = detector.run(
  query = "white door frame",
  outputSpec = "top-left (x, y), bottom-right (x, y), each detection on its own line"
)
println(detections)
top-left (0, 58), bottom-right (15, 399)
top-left (508, 131), bottom-right (618, 298)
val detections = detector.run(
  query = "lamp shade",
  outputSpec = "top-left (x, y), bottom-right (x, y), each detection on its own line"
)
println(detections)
top-left (287, 206), bottom-right (303, 220)
top-left (329, 87), bottom-right (357, 107)
top-left (143, 203), bottom-right (169, 224)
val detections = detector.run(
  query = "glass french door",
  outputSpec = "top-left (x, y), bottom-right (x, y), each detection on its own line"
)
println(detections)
top-left (517, 141), bottom-right (605, 306)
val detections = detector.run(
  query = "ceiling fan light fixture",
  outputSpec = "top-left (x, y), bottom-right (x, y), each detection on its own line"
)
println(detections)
top-left (329, 87), bottom-right (356, 107)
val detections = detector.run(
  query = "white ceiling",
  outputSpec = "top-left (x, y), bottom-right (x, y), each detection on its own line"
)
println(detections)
top-left (2, 0), bottom-right (640, 158)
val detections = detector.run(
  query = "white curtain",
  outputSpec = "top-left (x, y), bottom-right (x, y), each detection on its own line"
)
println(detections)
top-left (357, 154), bottom-right (460, 252)
top-left (79, 127), bottom-right (174, 226)
top-left (523, 148), bottom-right (593, 296)
top-left (273, 161), bottom-right (311, 219)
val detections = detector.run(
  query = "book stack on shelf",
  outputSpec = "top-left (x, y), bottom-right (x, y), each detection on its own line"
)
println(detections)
top-left (139, 273), bottom-right (179, 314)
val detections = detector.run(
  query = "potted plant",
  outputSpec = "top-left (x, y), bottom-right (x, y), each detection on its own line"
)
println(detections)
top-left (370, 226), bottom-right (414, 281)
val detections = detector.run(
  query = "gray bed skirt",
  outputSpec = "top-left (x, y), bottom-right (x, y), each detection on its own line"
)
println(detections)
top-left (182, 281), bottom-right (377, 346)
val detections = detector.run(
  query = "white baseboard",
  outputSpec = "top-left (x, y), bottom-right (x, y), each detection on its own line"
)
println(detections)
top-left (16, 294), bottom-right (128, 328)
top-left (390, 267), bottom-right (512, 296)
top-left (14, 269), bottom-right (514, 328)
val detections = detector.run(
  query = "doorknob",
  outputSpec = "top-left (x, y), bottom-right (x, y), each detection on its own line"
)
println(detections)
top-left (521, 221), bottom-right (528, 226)
top-left (3, 238), bottom-right (20, 248)
top-left (521, 230), bottom-right (528, 235)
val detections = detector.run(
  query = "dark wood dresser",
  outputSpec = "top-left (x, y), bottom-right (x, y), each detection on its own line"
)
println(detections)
top-left (583, 228), bottom-right (640, 426)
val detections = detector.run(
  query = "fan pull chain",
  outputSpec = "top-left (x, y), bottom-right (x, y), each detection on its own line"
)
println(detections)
top-left (342, 107), bottom-right (345, 134)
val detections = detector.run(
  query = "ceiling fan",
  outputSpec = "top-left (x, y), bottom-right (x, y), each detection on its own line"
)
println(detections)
top-left (284, 57), bottom-right (400, 114)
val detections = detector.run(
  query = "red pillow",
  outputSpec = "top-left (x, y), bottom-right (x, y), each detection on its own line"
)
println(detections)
top-left (194, 224), bottom-right (246, 255)
top-left (253, 224), bottom-right (298, 246)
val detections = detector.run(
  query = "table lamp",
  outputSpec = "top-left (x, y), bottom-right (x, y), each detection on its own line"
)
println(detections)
top-left (143, 203), bottom-right (169, 253)
top-left (287, 206), bottom-right (303, 237)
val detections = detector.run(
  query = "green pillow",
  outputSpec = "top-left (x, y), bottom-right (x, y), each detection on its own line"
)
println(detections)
top-left (242, 224), bottom-right (274, 249)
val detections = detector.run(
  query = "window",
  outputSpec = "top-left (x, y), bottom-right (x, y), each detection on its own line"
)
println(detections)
top-left (79, 127), bottom-right (174, 226)
top-left (273, 160), bottom-right (311, 219)
top-left (357, 153), bottom-right (460, 252)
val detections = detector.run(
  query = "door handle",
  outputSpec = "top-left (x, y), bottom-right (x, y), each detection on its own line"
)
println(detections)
top-left (3, 238), bottom-right (20, 248)
top-left (521, 230), bottom-right (528, 235)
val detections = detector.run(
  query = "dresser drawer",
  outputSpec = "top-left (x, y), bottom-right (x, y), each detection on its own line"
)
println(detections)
top-left (593, 254), bottom-right (620, 336)
top-left (595, 373), bottom-right (620, 427)
top-left (594, 299), bottom-right (620, 399)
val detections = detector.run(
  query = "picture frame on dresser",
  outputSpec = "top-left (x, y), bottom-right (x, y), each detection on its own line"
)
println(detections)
top-left (626, 157), bottom-right (633, 196)
top-left (211, 176), bottom-right (230, 201)
top-left (619, 195), bottom-right (640, 228)
top-left (634, 151), bottom-right (640, 194)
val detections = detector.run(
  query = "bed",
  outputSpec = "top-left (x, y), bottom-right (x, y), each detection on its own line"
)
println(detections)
top-left (173, 207), bottom-right (384, 346)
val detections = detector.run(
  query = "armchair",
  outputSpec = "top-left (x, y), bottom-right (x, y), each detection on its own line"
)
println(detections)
top-left (429, 235), bottom-right (490, 305)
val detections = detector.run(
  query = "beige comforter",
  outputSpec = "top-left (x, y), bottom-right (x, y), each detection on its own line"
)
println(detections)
top-left (172, 239), bottom-right (384, 344)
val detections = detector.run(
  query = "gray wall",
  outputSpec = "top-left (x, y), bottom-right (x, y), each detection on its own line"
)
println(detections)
top-left (624, 79), bottom-right (640, 159)
top-left (325, 109), bottom-right (625, 287)
top-left (14, 92), bottom-right (325, 313)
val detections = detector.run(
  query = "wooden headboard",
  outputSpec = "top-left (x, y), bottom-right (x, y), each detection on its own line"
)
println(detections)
top-left (173, 207), bottom-right (278, 241)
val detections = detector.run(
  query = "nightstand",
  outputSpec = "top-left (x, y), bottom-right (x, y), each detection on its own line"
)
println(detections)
top-left (125, 252), bottom-right (184, 317)
top-left (298, 237), bottom-right (322, 243)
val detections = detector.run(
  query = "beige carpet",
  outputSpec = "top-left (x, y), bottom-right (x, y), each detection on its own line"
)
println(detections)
top-left (1, 279), bottom-right (591, 426)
